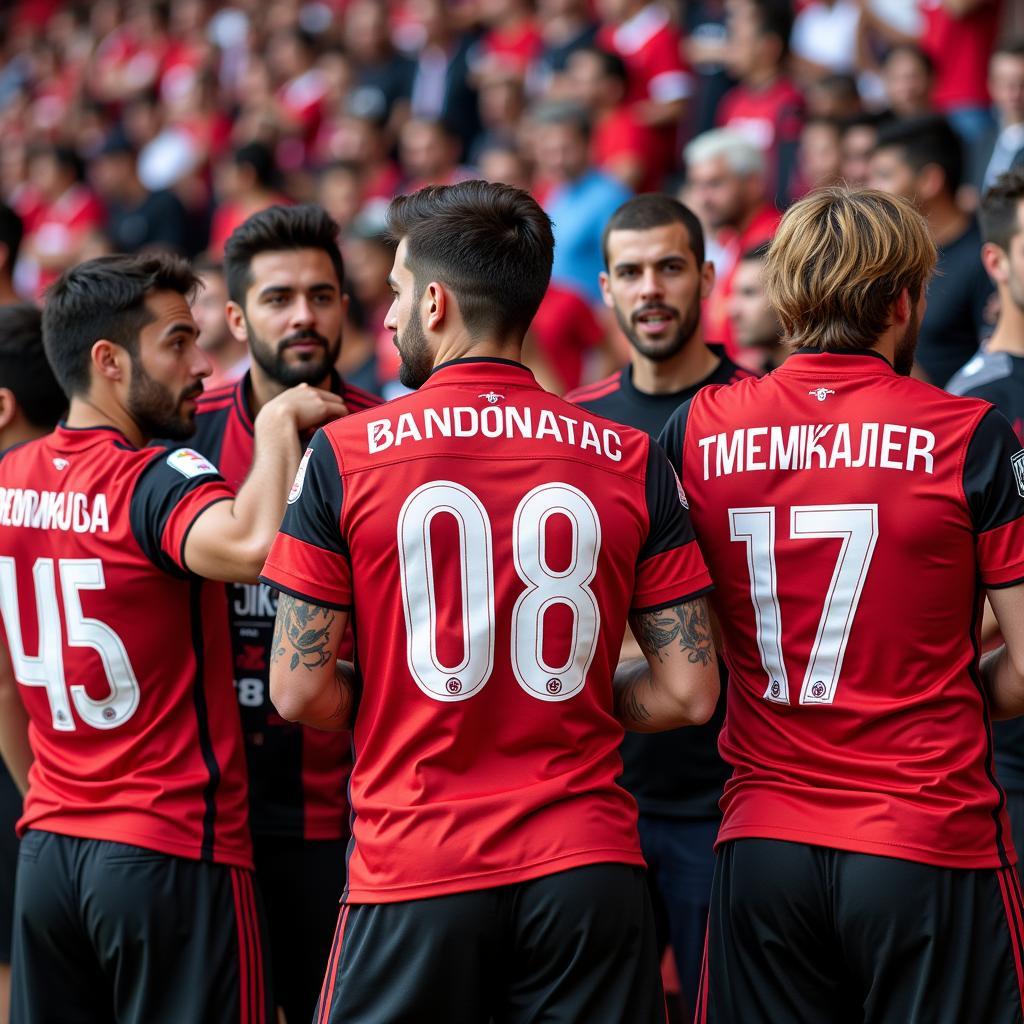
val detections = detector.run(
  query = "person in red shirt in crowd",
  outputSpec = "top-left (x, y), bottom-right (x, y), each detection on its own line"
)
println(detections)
top-left (565, 45), bottom-right (659, 193)
top-left (267, 27), bottom-right (329, 172)
top-left (528, 280), bottom-right (610, 394)
top-left (595, 0), bottom-right (694, 187)
top-left (0, 253), bottom-right (345, 1024)
top-left (661, 186), bottom-right (1024, 1024)
top-left (208, 143), bottom-right (289, 259)
top-left (262, 180), bottom-right (720, 1023)
top-left (716, 0), bottom-right (804, 208)
top-left (399, 117), bottom-right (474, 193)
top-left (315, 109), bottom-right (403, 202)
top-left (15, 145), bottom-right (104, 301)
top-left (474, 0), bottom-right (544, 78)
top-left (683, 128), bottom-right (780, 358)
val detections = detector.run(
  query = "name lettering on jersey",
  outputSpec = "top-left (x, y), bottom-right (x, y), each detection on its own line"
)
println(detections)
top-left (697, 423), bottom-right (936, 480)
top-left (166, 447), bottom-right (218, 479)
top-left (232, 582), bottom-right (279, 619)
top-left (1012, 450), bottom-right (1024, 498)
top-left (366, 407), bottom-right (623, 462)
top-left (0, 488), bottom-right (110, 533)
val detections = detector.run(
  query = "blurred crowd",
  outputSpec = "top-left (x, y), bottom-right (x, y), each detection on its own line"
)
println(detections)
top-left (1, 0), bottom-right (1023, 396)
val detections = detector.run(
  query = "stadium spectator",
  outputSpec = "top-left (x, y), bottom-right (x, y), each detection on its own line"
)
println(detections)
top-left (477, 139), bottom-right (533, 191)
top-left (0, 205), bottom-right (22, 308)
top-left (316, 161), bottom-right (365, 234)
top-left (728, 242), bottom-right (786, 373)
top-left (794, 116), bottom-right (843, 194)
top-left (344, 0), bottom-right (416, 132)
top-left (190, 258), bottom-right (247, 390)
top-left (880, 43), bottom-right (936, 119)
top-left (267, 27), bottom-right (329, 168)
top-left (0, 252), bottom-right (345, 1023)
top-left (717, 0), bottom-right (804, 207)
top-left (839, 110), bottom-right (891, 186)
top-left (683, 0), bottom-right (733, 138)
top-left (980, 38), bottom-right (1024, 190)
top-left (802, 71), bottom-right (861, 119)
top-left (868, 115), bottom-right (994, 385)
top-left (789, 0), bottom-right (861, 82)
top-left (208, 142), bottom-right (287, 258)
top-left (534, 0), bottom-right (600, 94)
top-left (262, 177), bottom-right (719, 1024)
top-left (566, 194), bottom-right (750, 1016)
top-left (473, 0), bottom-right (544, 80)
top-left (399, 117), bottom-right (472, 192)
top-left (472, 66), bottom-right (529, 163)
top-left (660, 185), bottom-right (1024, 1024)
top-left (528, 281), bottom-right (610, 393)
top-left (683, 129), bottom-right (780, 353)
top-left (532, 100), bottom-right (631, 305)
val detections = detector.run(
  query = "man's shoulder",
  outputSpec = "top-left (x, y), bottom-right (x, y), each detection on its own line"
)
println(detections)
top-left (947, 350), bottom-right (1018, 397)
top-left (564, 369), bottom-right (625, 407)
top-left (341, 380), bottom-right (385, 412)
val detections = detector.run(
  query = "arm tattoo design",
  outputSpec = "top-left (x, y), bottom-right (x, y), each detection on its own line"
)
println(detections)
top-left (630, 599), bottom-right (714, 667)
top-left (612, 659), bottom-right (652, 728)
top-left (271, 593), bottom-right (336, 671)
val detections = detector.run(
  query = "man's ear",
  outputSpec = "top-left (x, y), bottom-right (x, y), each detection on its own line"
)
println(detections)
top-left (981, 241), bottom-right (1007, 286)
top-left (700, 260), bottom-right (716, 301)
top-left (423, 281), bottom-right (447, 332)
top-left (0, 387), bottom-right (18, 432)
top-left (91, 339), bottom-right (128, 383)
top-left (225, 301), bottom-right (249, 343)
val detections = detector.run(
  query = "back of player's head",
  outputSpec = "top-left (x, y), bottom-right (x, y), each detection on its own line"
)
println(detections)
top-left (0, 202), bottom-right (24, 273)
top-left (0, 304), bottom-right (66, 428)
top-left (42, 254), bottom-right (200, 398)
top-left (872, 115), bottom-right (963, 195)
top-left (601, 194), bottom-right (705, 268)
top-left (980, 170), bottom-right (1024, 251)
top-left (223, 204), bottom-right (345, 305)
top-left (387, 180), bottom-right (554, 341)
top-left (763, 187), bottom-right (936, 353)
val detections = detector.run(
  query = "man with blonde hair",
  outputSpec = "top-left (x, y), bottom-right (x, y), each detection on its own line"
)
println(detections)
top-left (660, 186), bottom-right (1024, 1023)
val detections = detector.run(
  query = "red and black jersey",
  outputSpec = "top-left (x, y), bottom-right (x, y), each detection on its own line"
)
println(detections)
top-left (566, 346), bottom-right (753, 821)
top-left (0, 425), bottom-right (251, 868)
top-left (260, 358), bottom-right (712, 903)
top-left (660, 350), bottom-right (1024, 870)
top-left (188, 371), bottom-right (381, 840)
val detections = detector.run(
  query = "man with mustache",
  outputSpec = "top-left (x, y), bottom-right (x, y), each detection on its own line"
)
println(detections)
top-left (564, 193), bottom-right (751, 1016)
top-left (0, 254), bottom-right (344, 1023)
top-left (183, 204), bottom-right (381, 1024)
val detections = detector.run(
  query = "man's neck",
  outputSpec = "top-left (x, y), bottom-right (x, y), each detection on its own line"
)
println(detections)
top-left (0, 278), bottom-right (20, 306)
top-left (630, 334), bottom-right (720, 395)
top-left (986, 300), bottom-right (1024, 357)
top-left (926, 197), bottom-right (969, 247)
top-left (432, 335), bottom-right (523, 371)
top-left (744, 66), bottom-right (780, 91)
top-left (64, 394), bottom-right (147, 449)
top-left (0, 416), bottom-right (51, 451)
top-left (247, 362), bottom-right (333, 417)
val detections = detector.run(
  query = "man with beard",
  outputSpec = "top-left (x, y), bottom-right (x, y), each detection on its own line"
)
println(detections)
top-left (660, 187), bottom-right (1024, 1024)
top-left (184, 204), bottom-right (381, 1024)
top-left (0, 254), bottom-right (344, 1023)
top-left (564, 193), bottom-right (751, 1017)
top-left (261, 180), bottom-right (720, 1023)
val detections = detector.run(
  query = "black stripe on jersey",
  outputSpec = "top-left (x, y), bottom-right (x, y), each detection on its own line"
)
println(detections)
top-left (188, 400), bottom-right (234, 467)
top-left (278, 430), bottom-right (348, 557)
top-left (189, 579), bottom-right (221, 862)
top-left (263, 578), bottom-right (351, 612)
top-left (179, 495), bottom-right (232, 573)
top-left (657, 397), bottom-right (692, 474)
top-left (637, 439), bottom-right (698, 562)
top-left (964, 409), bottom-right (1024, 535)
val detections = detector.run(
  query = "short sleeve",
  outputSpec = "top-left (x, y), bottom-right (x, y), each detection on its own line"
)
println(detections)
top-left (632, 439), bottom-right (713, 613)
top-left (259, 431), bottom-right (352, 610)
top-left (965, 408), bottom-right (1024, 588)
top-left (130, 447), bottom-right (234, 577)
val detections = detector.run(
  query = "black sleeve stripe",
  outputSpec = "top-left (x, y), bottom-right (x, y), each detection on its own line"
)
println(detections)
top-left (277, 429), bottom-right (348, 557)
top-left (986, 576), bottom-right (1024, 591)
top-left (656, 397), bottom-right (693, 478)
top-left (178, 495), bottom-right (233, 574)
top-left (638, 439), bottom-right (696, 562)
top-left (964, 408), bottom-right (1024, 535)
top-left (257, 577), bottom-right (352, 612)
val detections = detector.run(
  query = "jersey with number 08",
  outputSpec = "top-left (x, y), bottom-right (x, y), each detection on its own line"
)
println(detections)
top-left (0, 425), bottom-right (252, 869)
top-left (659, 350), bottom-right (1024, 870)
top-left (260, 358), bottom-right (712, 903)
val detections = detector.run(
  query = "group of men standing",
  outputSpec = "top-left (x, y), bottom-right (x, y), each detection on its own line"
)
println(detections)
top-left (2, 171), bottom-right (1024, 1024)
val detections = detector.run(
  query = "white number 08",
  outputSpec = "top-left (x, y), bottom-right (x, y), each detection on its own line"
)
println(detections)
top-left (398, 481), bottom-right (602, 703)
top-left (729, 504), bottom-right (878, 706)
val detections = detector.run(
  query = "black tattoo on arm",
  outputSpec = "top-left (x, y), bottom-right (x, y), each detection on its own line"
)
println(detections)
top-left (271, 593), bottom-right (336, 671)
top-left (612, 658), bottom-right (652, 728)
top-left (629, 598), bottom-right (714, 667)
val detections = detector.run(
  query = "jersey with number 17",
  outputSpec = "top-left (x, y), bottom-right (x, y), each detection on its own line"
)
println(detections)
top-left (660, 350), bottom-right (1024, 870)
top-left (260, 359), bottom-right (713, 903)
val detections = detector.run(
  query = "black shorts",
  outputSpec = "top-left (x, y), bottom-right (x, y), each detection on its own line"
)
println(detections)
top-left (11, 830), bottom-right (273, 1024)
top-left (697, 838), bottom-right (1024, 1024)
top-left (253, 833), bottom-right (346, 1024)
top-left (316, 862), bottom-right (664, 1024)
top-left (0, 766), bottom-right (21, 964)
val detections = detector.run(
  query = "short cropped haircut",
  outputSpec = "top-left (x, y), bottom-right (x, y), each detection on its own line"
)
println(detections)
top-left (0, 304), bottom-right (66, 428)
top-left (883, 42), bottom-right (935, 76)
top-left (387, 180), bottom-right (554, 341)
top-left (223, 204), bottom-right (345, 305)
top-left (41, 254), bottom-right (200, 398)
top-left (763, 187), bottom-right (936, 353)
top-left (980, 170), bottom-right (1024, 251)
top-left (684, 128), bottom-right (765, 178)
top-left (0, 203), bottom-right (24, 269)
top-left (530, 100), bottom-right (592, 143)
top-left (993, 36), bottom-right (1024, 61)
top-left (873, 115), bottom-right (964, 195)
top-left (571, 45), bottom-right (629, 85)
top-left (601, 194), bottom-right (706, 268)
top-left (745, 0), bottom-right (794, 53)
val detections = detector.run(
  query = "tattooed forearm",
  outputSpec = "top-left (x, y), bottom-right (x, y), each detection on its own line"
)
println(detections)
top-left (612, 658), bottom-right (653, 729)
top-left (271, 593), bottom-right (336, 671)
top-left (629, 598), bottom-right (714, 667)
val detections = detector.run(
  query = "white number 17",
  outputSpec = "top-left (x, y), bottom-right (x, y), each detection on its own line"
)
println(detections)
top-left (729, 504), bottom-right (878, 706)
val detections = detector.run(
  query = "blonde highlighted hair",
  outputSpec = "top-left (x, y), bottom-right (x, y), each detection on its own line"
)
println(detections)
top-left (763, 187), bottom-right (936, 353)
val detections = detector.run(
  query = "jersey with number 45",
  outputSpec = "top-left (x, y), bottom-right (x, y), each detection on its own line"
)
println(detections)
top-left (260, 358), bottom-right (712, 903)
top-left (659, 350), bottom-right (1024, 870)
top-left (0, 425), bottom-right (252, 869)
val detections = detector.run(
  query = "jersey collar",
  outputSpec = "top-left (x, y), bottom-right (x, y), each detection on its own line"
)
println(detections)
top-left (779, 348), bottom-right (896, 374)
top-left (421, 357), bottom-right (540, 390)
top-left (52, 422), bottom-right (137, 451)
top-left (235, 368), bottom-right (347, 432)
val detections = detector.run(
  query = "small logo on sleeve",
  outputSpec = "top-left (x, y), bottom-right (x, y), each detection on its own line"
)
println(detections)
top-left (808, 387), bottom-right (836, 402)
top-left (166, 448), bottom-right (218, 479)
top-left (1012, 450), bottom-right (1024, 498)
top-left (671, 467), bottom-right (689, 509)
top-left (288, 448), bottom-right (314, 504)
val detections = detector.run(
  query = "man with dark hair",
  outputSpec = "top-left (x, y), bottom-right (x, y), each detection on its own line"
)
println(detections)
top-left (0, 304), bottom-right (64, 1024)
top-left (0, 254), bottom-right (344, 1023)
top-left (839, 111), bottom-right (892, 187)
top-left (186, 203), bottom-right (381, 1024)
top-left (565, 193), bottom-right (750, 1016)
top-left (729, 243), bottom-right (785, 373)
top-left (981, 38), bottom-right (1024, 190)
top-left (0, 205), bottom-right (23, 308)
top-left (261, 180), bottom-right (720, 1023)
top-left (869, 115), bottom-right (994, 386)
top-left (191, 259), bottom-right (248, 390)
top-left (661, 186), bottom-right (1024, 1023)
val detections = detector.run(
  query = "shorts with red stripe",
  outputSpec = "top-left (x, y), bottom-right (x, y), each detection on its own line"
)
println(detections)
top-left (314, 863), bottom-right (664, 1024)
top-left (10, 830), bottom-right (273, 1024)
top-left (696, 838), bottom-right (1024, 1024)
